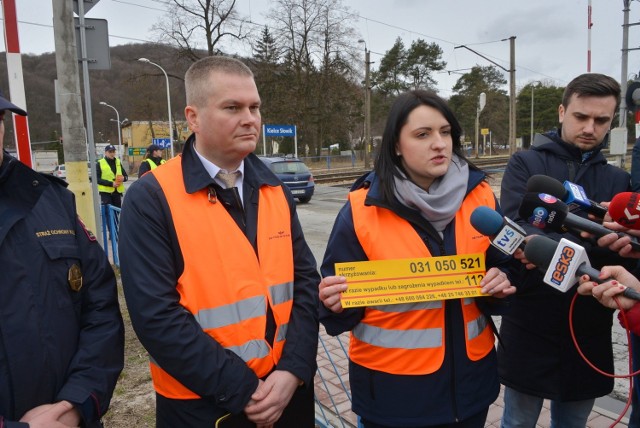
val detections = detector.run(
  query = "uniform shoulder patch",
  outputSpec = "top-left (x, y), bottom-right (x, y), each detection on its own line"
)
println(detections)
top-left (77, 215), bottom-right (97, 242)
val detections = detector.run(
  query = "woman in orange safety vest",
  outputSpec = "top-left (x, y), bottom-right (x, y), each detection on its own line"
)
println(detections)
top-left (319, 90), bottom-right (519, 428)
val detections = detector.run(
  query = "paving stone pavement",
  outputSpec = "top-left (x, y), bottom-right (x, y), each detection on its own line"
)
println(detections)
top-left (314, 322), bottom-right (634, 428)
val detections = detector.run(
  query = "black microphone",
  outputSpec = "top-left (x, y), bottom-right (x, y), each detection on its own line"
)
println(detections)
top-left (524, 234), bottom-right (640, 300)
top-left (518, 192), bottom-right (640, 251)
top-left (470, 206), bottom-right (526, 255)
top-left (526, 175), bottom-right (608, 218)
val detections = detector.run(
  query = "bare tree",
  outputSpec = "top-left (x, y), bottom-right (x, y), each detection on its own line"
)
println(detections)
top-left (153, 0), bottom-right (250, 61)
top-left (265, 0), bottom-right (361, 155)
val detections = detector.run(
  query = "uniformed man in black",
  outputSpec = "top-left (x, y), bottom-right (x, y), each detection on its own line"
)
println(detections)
top-left (0, 93), bottom-right (124, 427)
top-left (96, 144), bottom-right (128, 208)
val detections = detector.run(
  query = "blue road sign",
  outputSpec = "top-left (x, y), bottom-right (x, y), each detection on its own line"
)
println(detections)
top-left (152, 138), bottom-right (172, 149)
top-left (264, 125), bottom-right (296, 137)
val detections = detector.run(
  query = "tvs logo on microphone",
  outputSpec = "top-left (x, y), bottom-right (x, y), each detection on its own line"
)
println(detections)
top-left (550, 245), bottom-right (576, 286)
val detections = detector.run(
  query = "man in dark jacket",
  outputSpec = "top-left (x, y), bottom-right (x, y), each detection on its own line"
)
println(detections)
top-left (498, 73), bottom-right (636, 427)
top-left (119, 56), bottom-right (319, 428)
top-left (96, 144), bottom-right (128, 208)
top-left (0, 96), bottom-right (124, 427)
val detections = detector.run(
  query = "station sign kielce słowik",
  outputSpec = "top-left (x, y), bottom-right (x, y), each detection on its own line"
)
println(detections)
top-left (264, 125), bottom-right (296, 137)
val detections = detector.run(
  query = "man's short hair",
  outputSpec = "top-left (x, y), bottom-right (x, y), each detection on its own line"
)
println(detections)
top-left (185, 56), bottom-right (254, 108)
top-left (562, 73), bottom-right (621, 111)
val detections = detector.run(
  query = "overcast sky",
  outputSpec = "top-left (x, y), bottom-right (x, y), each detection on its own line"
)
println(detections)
top-left (10, 0), bottom-right (640, 97)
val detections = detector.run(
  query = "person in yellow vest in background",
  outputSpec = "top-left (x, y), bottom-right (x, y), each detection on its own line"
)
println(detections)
top-left (97, 144), bottom-right (128, 208)
top-left (319, 90), bottom-right (518, 428)
top-left (138, 143), bottom-right (167, 178)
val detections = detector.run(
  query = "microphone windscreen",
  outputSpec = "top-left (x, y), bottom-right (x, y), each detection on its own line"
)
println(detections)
top-left (609, 192), bottom-right (640, 230)
top-left (523, 235), bottom-right (558, 270)
top-left (526, 175), bottom-right (568, 200)
top-left (470, 206), bottom-right (504, 236)
top-left (518, 192), bottom-right (569, 232)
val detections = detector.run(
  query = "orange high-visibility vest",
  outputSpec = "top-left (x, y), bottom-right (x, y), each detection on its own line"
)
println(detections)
top-left (149, 157), bottom-right (294, 398)
top-left (348, 181), bottom-right (496, 375)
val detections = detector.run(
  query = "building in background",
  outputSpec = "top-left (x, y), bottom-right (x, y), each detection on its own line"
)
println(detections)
top-left (121, 120), bottom-right (190, 173)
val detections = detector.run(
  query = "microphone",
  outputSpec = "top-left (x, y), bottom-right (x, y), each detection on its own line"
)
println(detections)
top-left (609, 192), bottom-right (640, 230)
top-left (518, 192), bottom-right (640, 251)
top-left (526, 175), bottom-right (608, 218)
top-left (524, 235), bottom-right (640, 300)
top-left (470, 206), bottom-right (526, 255)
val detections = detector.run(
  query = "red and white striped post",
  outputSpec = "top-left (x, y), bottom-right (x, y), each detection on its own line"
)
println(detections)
top-left (1, 0), bottom-right (31, 166)
top-left (587, 0), bottom-right (593, 72)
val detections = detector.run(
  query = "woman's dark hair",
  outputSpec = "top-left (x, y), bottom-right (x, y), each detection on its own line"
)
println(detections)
top-left (374, 89), bottom-right (480, 203)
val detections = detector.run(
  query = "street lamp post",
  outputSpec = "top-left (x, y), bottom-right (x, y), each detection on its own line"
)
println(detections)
top-left (530, 81), bottom-right (542, 147)
top-left (99, 101), bottom-right (122, 157)
top-left (475, 92), bottom-right (486, 157)
top-left (454, 37), bottom-right (516, 154)
top-left (530, 85), bottom-right (534, 146)
top-left (138, 58), bottom-right (174, 158)
top-left (358, 39), bottom-right (371, 169)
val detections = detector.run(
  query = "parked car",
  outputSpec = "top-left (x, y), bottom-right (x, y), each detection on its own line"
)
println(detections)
top-left (258, 156), bottom-right (315, 203)
top-left (53, 164), bottom-right (66, 179)
top-left (53, 162), bottom-right (92, 181)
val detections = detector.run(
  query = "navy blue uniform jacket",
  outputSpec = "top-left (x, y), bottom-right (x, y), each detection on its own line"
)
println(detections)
top-left (118, 138), bottom-right (320, 417)
top-left (0, 153), bottom-right (124, 427)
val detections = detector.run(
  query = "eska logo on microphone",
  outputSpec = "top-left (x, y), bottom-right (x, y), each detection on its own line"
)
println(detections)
top-left (550, 245), bottom-right (576, 286)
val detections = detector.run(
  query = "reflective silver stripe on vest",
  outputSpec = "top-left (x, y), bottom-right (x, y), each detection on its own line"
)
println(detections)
top-left (275, 323), bottom-right (288, 343)
top-left (461, 297), bottom-right (489, 340)
top-left (227, 338), bottom-right (271, 362)
top-left (353, 323), bottom-right (442, 350)
top-left (467, 313), bottom-right (489, 340)
top-left (371, 300), bottom-right (442, 312)
top-left (194, 295), bottom-right (266, 329)
top-left (269, 281), bottom-right (293, 305)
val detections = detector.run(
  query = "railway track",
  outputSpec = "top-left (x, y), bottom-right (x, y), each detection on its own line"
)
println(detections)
top-left (312, 155), bottom-right (512, 184)
top-left (312, 149), bottom-right (629, 184)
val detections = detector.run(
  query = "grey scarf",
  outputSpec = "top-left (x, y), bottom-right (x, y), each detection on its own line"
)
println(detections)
top-left (393, 154), bottom-right (469, 233)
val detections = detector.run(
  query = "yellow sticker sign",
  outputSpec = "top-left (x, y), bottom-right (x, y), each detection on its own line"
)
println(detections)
top-left (336, 253), bottom-right (489, 308)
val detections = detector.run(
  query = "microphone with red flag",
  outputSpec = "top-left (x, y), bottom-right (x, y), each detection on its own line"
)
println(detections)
top-left (609, 192), bottom-right (640, 230)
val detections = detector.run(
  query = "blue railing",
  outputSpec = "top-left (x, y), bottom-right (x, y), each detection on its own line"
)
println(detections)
top-left (101, 204), bottom-right (121, 267)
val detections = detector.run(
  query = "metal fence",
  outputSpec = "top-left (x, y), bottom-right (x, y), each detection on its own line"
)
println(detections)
top-left (101, 204), bottom-right (121, 267)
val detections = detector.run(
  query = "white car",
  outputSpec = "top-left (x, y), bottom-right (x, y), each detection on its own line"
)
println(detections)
top-left (53, 163), bottom-right (92, 181)
top-left (53, 164), bottom-right (66, 179)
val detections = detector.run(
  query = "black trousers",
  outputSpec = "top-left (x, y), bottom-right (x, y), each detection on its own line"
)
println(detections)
top-left (99, 191), bottom-right (122, 208)
top-left (361, 407), bottom-right (489, 428)
top-left (156, 383), bottom-right (315, 428)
